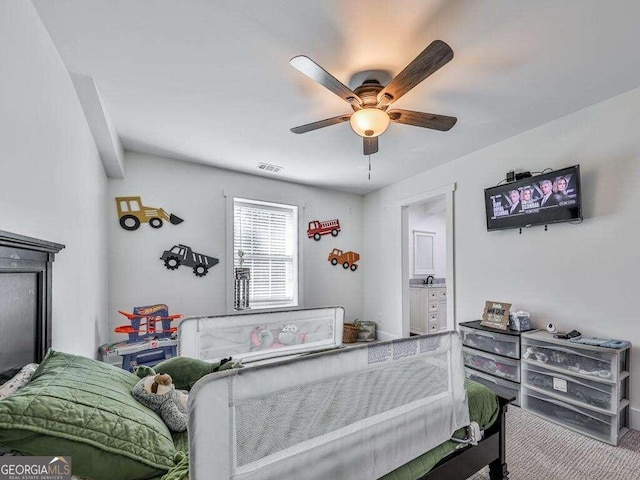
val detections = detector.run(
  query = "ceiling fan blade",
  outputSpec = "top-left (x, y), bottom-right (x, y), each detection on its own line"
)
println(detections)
top-left (377, 40), bottom-right (453, 105)
top-left (290, 114), bottom-right (351, 134)
top-left (291, 56), bottom-right (363, 107)
top-left (363, 136), bottom-right (378, 155)
top-left (388, 109), bottom-right (457, 131)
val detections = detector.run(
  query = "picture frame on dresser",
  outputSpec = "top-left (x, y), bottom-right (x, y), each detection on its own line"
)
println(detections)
top-left (480, 300), bottom-right (512, 331)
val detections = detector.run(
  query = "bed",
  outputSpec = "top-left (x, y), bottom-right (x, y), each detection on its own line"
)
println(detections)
top-left (187, 330), bottom-right (511, 480)
top-left (0, 230), bottom-right (511, 480)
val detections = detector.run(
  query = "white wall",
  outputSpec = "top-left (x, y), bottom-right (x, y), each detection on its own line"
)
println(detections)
top-left (108, 152), bottom-right (363, 337)
top-left (0, 0), bottom-right (109, 358)
top-left (407, 201), bottom-right (447, 280)
top-left (364, 86), bottom-right (640, 419)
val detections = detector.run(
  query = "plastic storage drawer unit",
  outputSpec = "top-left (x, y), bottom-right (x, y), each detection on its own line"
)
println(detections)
top-left (522, 362), bottom-right (615, 413)
top-left (466, 368), bottom-right (521, 406)
top-left (463, 347), bottom-right (521, 383)
top-left (521, 330), bottom-right (630, 445)
top-left (522, 336), bottom-right (618, 383)
top-left (522, 388), bottom-right (621, 445)
top-left (460, 325), bottom-right (520, 359)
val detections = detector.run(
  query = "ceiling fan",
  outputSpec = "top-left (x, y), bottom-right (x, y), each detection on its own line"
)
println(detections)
top-left (290, 40), bottom-right (457, 155)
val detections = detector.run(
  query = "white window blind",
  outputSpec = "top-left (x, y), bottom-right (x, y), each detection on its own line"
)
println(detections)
top-left (233, 197), bottom-right (298, 309)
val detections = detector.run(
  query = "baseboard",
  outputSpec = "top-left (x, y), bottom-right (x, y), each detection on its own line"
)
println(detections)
top-left (630, 407), bottom-right (640, 430)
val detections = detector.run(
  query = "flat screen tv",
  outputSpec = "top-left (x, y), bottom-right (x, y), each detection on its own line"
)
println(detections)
top-left (484, 165), bottom-right (582, 231)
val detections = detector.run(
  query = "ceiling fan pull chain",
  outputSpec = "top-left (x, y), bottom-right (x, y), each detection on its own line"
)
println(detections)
top-left (368, 154), bottom-right (371, 180)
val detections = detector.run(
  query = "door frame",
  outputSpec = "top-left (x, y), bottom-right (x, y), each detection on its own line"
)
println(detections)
top-left (399, 183), bottom-right (456, 336)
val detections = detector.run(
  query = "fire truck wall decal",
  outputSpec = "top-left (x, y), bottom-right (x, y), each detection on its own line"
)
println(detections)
top-left (160, 244), bottom-right (219, 277)
top-left (307, 218), bottom-right (340, 241)
top-left (328, 248), bottom-right (360, 271)
top-left (116, 196), bottom-right (184, 231)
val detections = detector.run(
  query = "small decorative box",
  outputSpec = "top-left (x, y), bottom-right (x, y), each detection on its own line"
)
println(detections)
top-left (509, 311), bottom-right (531, 332)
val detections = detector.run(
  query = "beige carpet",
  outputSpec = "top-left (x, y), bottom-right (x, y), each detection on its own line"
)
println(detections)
top-left (467, 406), bottom-right (640, 480)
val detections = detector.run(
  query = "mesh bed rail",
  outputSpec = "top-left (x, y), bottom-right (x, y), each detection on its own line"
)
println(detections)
top-left (188, 332), bottom-right (469, 480)
top-left (178, 307), bottom-right (344, 364)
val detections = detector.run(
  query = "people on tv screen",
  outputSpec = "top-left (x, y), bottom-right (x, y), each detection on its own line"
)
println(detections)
top-left (521, 185), bottom-right (539, 210)
top-left (553, 175), bottom-right (576, 204)
top-left (489, 171), bottom-right (578, 220)
top-left (538, 179), bottom-right (558, 207)
top-left (506, 189), bottom-right (522, 214)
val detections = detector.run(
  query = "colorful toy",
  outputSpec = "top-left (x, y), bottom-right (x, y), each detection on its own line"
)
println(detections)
top-left (101, 304), bottom-right (183, 371)
top-left (114, 304), bottom-right (182, 343)
top-left (115, 196), bottom-right (183, 231)
top-left (307, 219), bottom-right (340, 241)
top-left (132, 373), bottom-right (188, 432)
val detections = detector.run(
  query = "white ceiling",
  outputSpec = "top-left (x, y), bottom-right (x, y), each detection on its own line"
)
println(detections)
top-left (33, 0), bottom-right (640, 195)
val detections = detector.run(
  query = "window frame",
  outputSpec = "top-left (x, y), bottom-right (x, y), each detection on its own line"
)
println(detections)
top-left (225, 191), bottom-right (304, 313)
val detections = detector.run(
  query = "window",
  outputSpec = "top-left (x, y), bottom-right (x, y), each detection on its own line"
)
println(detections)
top-left (233, 197), bottom-right (298, 309)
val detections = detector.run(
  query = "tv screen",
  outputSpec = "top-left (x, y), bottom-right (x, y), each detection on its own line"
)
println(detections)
top-left (484, 165), bottom-right (582, 231)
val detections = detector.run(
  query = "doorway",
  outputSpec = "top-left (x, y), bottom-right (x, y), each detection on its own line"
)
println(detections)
top-left (400, 184), bottom-right (455, 337)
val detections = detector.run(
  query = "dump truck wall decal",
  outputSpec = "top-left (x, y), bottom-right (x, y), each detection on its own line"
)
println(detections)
top-left (160, 244), bottom-right (219, 277)
top-left (116, 196), bottom-right (184, 231)
top-left (327, 248), bottom-right (359, 271)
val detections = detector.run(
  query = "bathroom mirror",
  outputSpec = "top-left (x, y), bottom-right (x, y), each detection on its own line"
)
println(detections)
top-left (413, 230), bottom-right (435, 275)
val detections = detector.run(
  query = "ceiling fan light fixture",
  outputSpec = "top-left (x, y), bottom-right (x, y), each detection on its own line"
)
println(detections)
top-left (349, 108), bottom-right (390, 138)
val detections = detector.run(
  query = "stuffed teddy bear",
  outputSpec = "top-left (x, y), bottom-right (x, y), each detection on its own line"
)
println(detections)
top-left (133, 373), bottom-right (188, 432)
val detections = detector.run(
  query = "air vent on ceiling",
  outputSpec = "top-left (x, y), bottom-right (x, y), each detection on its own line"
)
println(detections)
top-left (257, 162), bottom-right (283, 174)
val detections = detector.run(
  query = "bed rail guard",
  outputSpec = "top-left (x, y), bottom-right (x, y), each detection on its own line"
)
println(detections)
top-left (178, 306), bottom-right (344, 364)
top-left (188, 332), bottom-right (470, 480)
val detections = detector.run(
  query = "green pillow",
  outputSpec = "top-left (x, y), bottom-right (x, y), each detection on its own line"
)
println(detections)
top-left (0, 350), bottom-right (176, 480)
top-left (150, 356), bottom-right (238, 391)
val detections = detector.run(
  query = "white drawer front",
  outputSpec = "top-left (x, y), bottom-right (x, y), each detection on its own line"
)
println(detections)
top-left (463, 347), bottom-right (520, 383)
top-left (459, 326), bottom-right (520, 359)
top-left (522, 387), bottom-right (617, 444)
top-left (522, 362), bottom-right (615, 413)
top-left (522, 337), bottom-right (617, 383)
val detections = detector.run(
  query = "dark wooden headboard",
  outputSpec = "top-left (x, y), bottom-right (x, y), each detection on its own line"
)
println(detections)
top-left (0, 230), bottom-right (64, 379)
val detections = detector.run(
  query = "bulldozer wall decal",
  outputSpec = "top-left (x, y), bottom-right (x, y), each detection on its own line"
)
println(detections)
top-left (116, 196), bottom-right (184, 231)
top-left (160, 244), bottom-right (219, 277)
